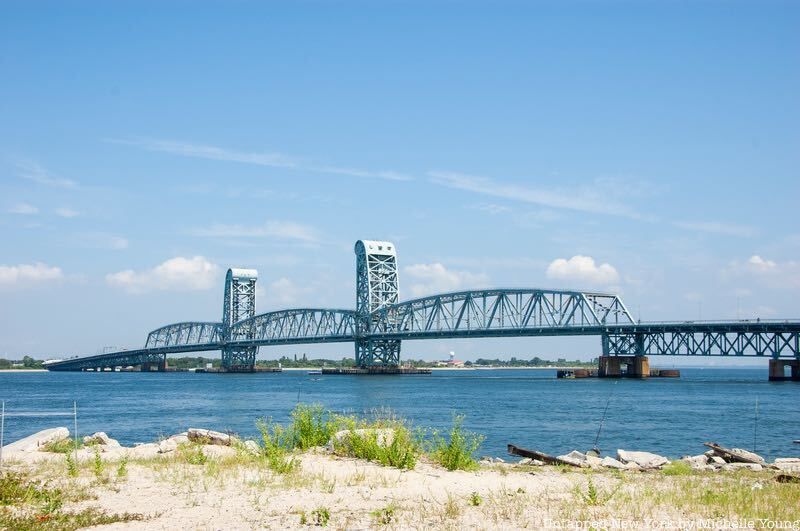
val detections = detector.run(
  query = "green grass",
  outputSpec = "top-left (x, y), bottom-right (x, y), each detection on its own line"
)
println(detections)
top-left (427, 415), bottom-right (485, 471)
top-left (255, 419), bottom-right (299, 474)
top-left (0, 506), bottom-right (144, 531)
top-left (40, 438), bottom-right (81, 454)
top-left (176, 442), bottom-right (208, 465)
top-left (372, 502), bottom-right (398, 525)
top-left (290, 404), bottom-right (339, 450)
top-left (334, 420), bottom-right (420, 470)
top-left (468, 492), bottom-right (483, 506)
top-left (661, 460), bottom-right (693, 476)
top-left (311, 506), bottom-right (330, 526)
top-left (0, 472), bottom-right (143, 530)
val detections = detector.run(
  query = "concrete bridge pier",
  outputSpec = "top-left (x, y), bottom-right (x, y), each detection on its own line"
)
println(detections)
top-left (768, 359), bottom-right (800, 381)
top-left (598, 355), bottom-right (650, 378)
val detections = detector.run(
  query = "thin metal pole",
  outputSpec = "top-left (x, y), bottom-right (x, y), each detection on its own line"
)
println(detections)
top-left (1, 400), bottom-right (5, 470)
top-left (73, 401), bottom-right (78, 464)
top-left (753, 396), bottom-right (759, 453)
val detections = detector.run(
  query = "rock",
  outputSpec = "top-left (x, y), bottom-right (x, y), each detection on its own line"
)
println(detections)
top-left (83, 432), bottom-right (121, 448)
top-left (557, 450), bottom-right (587, 467)
top-left (243, 440), bottom-right (261, 455)
top-left (130, 443), bottom-right (161, 459)
top-left (681, 455), bottom-right (710, 469)
top-left (2, 428), bottom-right (70, 453)
top-left (187, 428), bottom-right (232, 446)
top-left (495, 457), bottom-right (505, 463)
top-left (158, 439), bottom-right (179, 454)
top-left (168, 434), bottom-right (190, 445)
top-left (710, 456), bottom-right (726, 465)
top-left (518, 457), bottom-right (532, 465)
top-left (585, 455), bottom-right (603, 468)
top-left (773, 458), bottom-right (800, 472)
top-left (617, 450), bottom-right (669, 470)
top-left (600, 456), bottom-right (627, 469)
top-left (722, 448), bottom-right (765, 464)
top-left (328, 428), bottom-right (395, 453)
top-left (722, 463), bottom-right (763, 472)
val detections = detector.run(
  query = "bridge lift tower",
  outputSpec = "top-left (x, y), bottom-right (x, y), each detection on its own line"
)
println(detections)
top-left (221, 268), bottom-right (258, 371)
top-left (355, 240), bottom-right (401, 367)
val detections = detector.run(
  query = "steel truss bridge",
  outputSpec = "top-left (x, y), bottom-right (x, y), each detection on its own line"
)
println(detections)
top-left (45, 240), bottom-right (800, 372)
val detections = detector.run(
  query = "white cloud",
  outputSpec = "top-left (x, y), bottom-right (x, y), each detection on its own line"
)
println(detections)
top-left (404, 263), bottom-right (490, 298)
top-left (191, 220), bottom-right (318, 242)
top-left (545, 255), bottom-right (620, 285)
top-left (673, 220), bottom-right (756, 238)
top-left (430, 171), bottom-right (642, 218)
top-left (8, 203), bottom-right (38, 215)
top-left (106, 256), bottom-right (219, 293)
top-left (264, 277), bottom-right (313, 306)
top-left (746, 255), bottom-right (776, 272)
top-left (17, 161), bottom-right (77, 188)
top-left (108, 138), bottom-right (412, 181)
top-left (0, 263), bottom-right (63, 287)
top-left (725, 255), bottom-right (799, 289)
top-left (55, 207), bottom-right (80, 218)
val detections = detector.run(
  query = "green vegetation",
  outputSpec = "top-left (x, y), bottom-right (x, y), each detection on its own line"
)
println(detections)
top-left (470, 356), bottom-right (596, 368)
top-left (311, 506), bottom-right (330, 526)
top-left (255, 419), bottom-right (299, 474)
top-left (40, 438), bottom-right (81, 454)
top-left (64, 453), bottom-right (78, 478)
top-left (427, 415), bottom-right (485, 471)
top-left (661, 460), bottom-right (693, 476)
top-left (372, 503), bottom-right (397, 525)
top-left (333, 418), bottom-right (420, 470)
top-left (0, 356), bottom-right (44, 370)
top-left (468, 492), bottom-right (483, 506)
top-left (574, 476), bottom-right (620, 506)
top-left (176, 442), bottom-right (208, 465)
top-left (0, 472), bottom-right (143, 530)
top-left (249, 404), bottom-right (482, 472)
top-left (116, 456), bottom-right (129, 479)
top-left (290, 404), bottom-right (338, 450)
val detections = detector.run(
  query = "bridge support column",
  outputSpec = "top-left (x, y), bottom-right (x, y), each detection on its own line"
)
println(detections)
top-left (598, 356), bottom-right (649, 378)
top-left (768, 359), bottom-right (800, 381)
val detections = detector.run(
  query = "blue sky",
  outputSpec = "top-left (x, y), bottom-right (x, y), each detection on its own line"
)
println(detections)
top-left (1, 1), bottom-right (798, 363)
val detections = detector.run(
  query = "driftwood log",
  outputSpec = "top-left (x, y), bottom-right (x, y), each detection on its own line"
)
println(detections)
top-left (507, 444), bottom-right (585, 467)
top-left (703, 442), bottom-right (762, 464)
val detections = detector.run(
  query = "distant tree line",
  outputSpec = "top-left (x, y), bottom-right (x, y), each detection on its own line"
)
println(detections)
top-left (0, 356), bottom-right (44, 369)
top-left (2, 354), bottom-right (598, 370)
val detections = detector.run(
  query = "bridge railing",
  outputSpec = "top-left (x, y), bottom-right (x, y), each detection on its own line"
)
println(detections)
top-left (370, 289), bottom-right (635, 336)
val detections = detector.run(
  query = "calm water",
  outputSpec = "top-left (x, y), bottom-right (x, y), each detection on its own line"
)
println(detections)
top-left (1, 368), bottom-right (798, 459)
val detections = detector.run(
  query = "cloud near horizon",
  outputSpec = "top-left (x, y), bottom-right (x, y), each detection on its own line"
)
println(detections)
top-left (545, 255), bottom-right (620, 285)
top-left (0, 262), bottom-right (63, 287)
top-left (404, 263), bottom-right (490, 298)
top-left (105, 256), bottom-right (219, 293)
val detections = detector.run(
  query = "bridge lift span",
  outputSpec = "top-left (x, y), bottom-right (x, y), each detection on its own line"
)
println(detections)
top-left (45, 240), bottom-right (800, 380)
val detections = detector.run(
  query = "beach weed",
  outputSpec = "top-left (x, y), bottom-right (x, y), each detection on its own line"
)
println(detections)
top-left (429, 415), bottom-right (484, 471)
top-left (311, 506), bottom-right (330, 526)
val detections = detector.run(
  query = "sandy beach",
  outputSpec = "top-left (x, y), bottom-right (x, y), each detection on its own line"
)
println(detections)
top-left (2, 427), bottom-right (799, 530)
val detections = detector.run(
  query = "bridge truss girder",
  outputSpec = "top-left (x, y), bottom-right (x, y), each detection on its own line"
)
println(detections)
top-left (604, 329), bottom-right (800, 358)
top-left (230, 308), bottom-right (358, 344)
top-left (371, 289), bottom-right (635, 338)
top-left (145, 322), bottom-right (222, 349)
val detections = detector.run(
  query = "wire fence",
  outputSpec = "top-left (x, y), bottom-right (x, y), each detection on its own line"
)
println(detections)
top-left (0, 400), bottom-right (79, 471)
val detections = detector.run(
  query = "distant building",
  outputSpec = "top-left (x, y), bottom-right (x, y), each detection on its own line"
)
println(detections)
top-left (436, 351), bottom-right (465, 368)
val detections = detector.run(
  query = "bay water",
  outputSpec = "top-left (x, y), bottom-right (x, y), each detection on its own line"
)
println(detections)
top-left (1, 368), bottom-right (798, 460)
